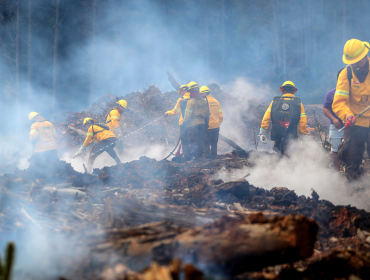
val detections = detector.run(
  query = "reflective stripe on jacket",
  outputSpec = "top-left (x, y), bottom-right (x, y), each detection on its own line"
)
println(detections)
top-left (83, 124), bottom-right (116, 147)
top-left (166, 92), bottom-right (190, 126)
top-left (206, 95), bottom-right (223, 129)
top-left (30, 116), bottom-right (57, 153)
top-left (333, 58), bottom-right (370, 127)
top-left (106, 108), bottom-right (121, 136)
top-left (261, 93), bottom-right (307, 135)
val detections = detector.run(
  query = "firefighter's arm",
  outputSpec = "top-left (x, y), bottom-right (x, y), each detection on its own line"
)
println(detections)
top-left (218, 103), bottom-right (223, 125)
top-left (82, 127), bottom-right (94, 147)
top-left (166, 98), bottom-right (181, 116)
top-left (29, 123), bottom-right (40, 143)
top-left (332, 68), bottom-right (354, 122)
top-left (299, 103), bottom-right (307, 134)
top-left (260, 101), bottom-right (273, 130)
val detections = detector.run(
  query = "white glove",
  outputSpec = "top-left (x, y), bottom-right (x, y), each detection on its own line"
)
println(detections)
top-left (117, 130), bottom-right (123, 138)
top-left (258, 128), bottom-right (267, 144)
top-left (74, 145), bottom-right (86, 158)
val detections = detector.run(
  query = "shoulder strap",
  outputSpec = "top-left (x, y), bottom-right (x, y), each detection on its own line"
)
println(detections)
top-left (346, 65), bottom-right (352, 89)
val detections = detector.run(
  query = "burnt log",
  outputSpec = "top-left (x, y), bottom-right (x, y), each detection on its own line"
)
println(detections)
top-left (174, 215), bottom-right (318, 275)
top-left (92, 211), bottom-right (318, 276)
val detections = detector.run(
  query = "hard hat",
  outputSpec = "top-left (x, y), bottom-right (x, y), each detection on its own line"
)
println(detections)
top-left (83, 118), bottom-right (94, 125)
top-left (343, 39), bottom-right (370, 64)
top-left (179, 84), bottom-right (189, 90)
top-left (199, 86), bottom-right (211, 95)
top-left (280, 81), bottom-right (297, 93)
top-left (187, 81), bottom-right (200, 90)
top-left (29, 112), bottom-right (39, 121)
top-left (116, 100), bottom-right (127, 109)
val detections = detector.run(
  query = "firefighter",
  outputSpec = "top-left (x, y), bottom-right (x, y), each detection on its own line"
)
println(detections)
top-left (106, 100), bottom-right (127, 137)
top-left (165, 85), bottom-right (191, 160)
top-left (183, 81), bottom-right (210, 160)
top-left (74, 118), bottom-right (121, 173)
top-left (200, 86), bottom-right (223, 158)
top-left (333, 39), bottom-right (370, 181)
top-left (106, 100), bottom-right (127, 153)
top-left (28, 112), bottom-right (59, 175)
top-left (259, 81), bottom-right (307, 154)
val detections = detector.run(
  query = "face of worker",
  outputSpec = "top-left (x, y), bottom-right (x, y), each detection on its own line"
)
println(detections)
top-left (352, 55), bottom-right (368, 69)
top-left (179, 89), bottom-right (186, 96)
top-left (117, 106), bottom-right (125, 113)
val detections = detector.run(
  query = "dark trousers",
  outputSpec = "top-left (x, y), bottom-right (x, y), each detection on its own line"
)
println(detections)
top-left (204, 127), bottom-right (220, 157)
top-left (29, 149), bottom-right (60, 177)
top-left (188, 124), bottom-right (206, 159)
top-left (88, 138), bottom-right (121, 172)
top-left (273, 134), bottom-right (296, 155)
top-left (338, 125), bottom-right (370, 181)
top-left (180, 125), bottom-right (191, 160)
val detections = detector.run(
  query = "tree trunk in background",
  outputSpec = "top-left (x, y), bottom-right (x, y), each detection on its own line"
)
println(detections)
top-left (53, 0), bottom-right (60, 114)
top-left (89, 0), bottom-right (96, 102)
top-left (220, 0), bottom-right (225, 82)
top-left (342, 0), bottom-right (347, 43)
top-left (272, 0), bottom-right (281, 79)
top-left (15, 0), bottom-right (21, 104)
top-left (204, 0), bottom-right (210, 81)
top-left (28, 0), bottom-right (33, 103)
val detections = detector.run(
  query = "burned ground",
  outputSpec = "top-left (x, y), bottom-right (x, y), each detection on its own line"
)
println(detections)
top-left (0, 86), bottom-right (367, 280)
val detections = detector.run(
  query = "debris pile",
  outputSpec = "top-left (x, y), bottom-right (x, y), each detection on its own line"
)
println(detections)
top-left (0, 85), bottom-right (365, 279)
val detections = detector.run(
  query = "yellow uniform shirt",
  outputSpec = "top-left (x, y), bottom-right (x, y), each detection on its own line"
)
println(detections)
top-left (205, 95), bottom-right (223, 129)
top-left (333, 58), bottom-right (370, 127)
top-left (30, 119), bottom-right (57, 153)
top-left (166, 92), bottom-right (190, 126)
top-left (106, 108), bottom-right (121, 136)
top-left (183, 96), bottom-right (209, 128)
top-left (261, 93), bottom-right (307, 135)
top-left (83, 124), bottom-right (116, 147)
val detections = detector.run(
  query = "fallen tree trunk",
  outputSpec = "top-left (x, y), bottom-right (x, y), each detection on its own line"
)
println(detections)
top-left (90, 205), bottom-right (318, 276)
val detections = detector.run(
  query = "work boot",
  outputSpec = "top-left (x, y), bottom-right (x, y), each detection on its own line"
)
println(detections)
top-left (332, 152), bottom-right (342, 171)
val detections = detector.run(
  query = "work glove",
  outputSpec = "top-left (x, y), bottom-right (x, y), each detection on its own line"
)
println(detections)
top-left (164, 112), bottom-right (169, 116)
top-left (74, 145), bottom-right (86, 158)
top-left (117, 130), bottom-right (123, 138)
top-left (258, 128), bottom-right (267, 144)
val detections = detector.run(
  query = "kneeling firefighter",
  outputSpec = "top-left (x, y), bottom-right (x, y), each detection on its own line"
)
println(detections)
top-left (29, 112), bottom-right (59, 175)
top-left (74, 118), bottom-right (121, 173)
top-left (258, 81), bottom-right (307, 154)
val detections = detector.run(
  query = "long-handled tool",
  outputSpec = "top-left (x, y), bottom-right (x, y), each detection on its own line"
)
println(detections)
top-left (89, 115), bottom-right (165, 156)
top-left (338, 104), bottom-right (370, 132)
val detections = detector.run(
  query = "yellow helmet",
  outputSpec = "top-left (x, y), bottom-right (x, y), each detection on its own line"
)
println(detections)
top-left (116, 100), bottom-right (127, 109)
top-left (187, 81), bottom-right (199, 90)
top-left (343, 39), bottom-right (370, 64)
top-left (83, 118), bottom-right (94, 125)
top-left (179, 84), bottom-right (189, 90)
top-left (199, 86), bottom-right (211, 95)
top-left (29, 112), bottom-right (39, 121)
top-left (280, 81), bottom-right (297, 93)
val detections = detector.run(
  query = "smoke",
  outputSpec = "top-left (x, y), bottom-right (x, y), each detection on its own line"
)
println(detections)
top-left (213, 136), bottom-right (370, 210)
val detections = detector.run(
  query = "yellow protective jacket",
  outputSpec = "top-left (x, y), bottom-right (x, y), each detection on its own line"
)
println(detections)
top-left (29, 115), bottom-right (57, 153)
top-left (83, 124), bottom-right (116, 147)
top-left (205, 95), bottom-right (223, 129)
top-left (183, 96), bottom-right (209, 128)
top-left (166, 92), bottom-right (190, 125)
top-left (261, 93), bottom-right (307, 135)
top-left (333, 58), bottom-right (370, 127)
top-left (106, 108), bottom-right (121, 136)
